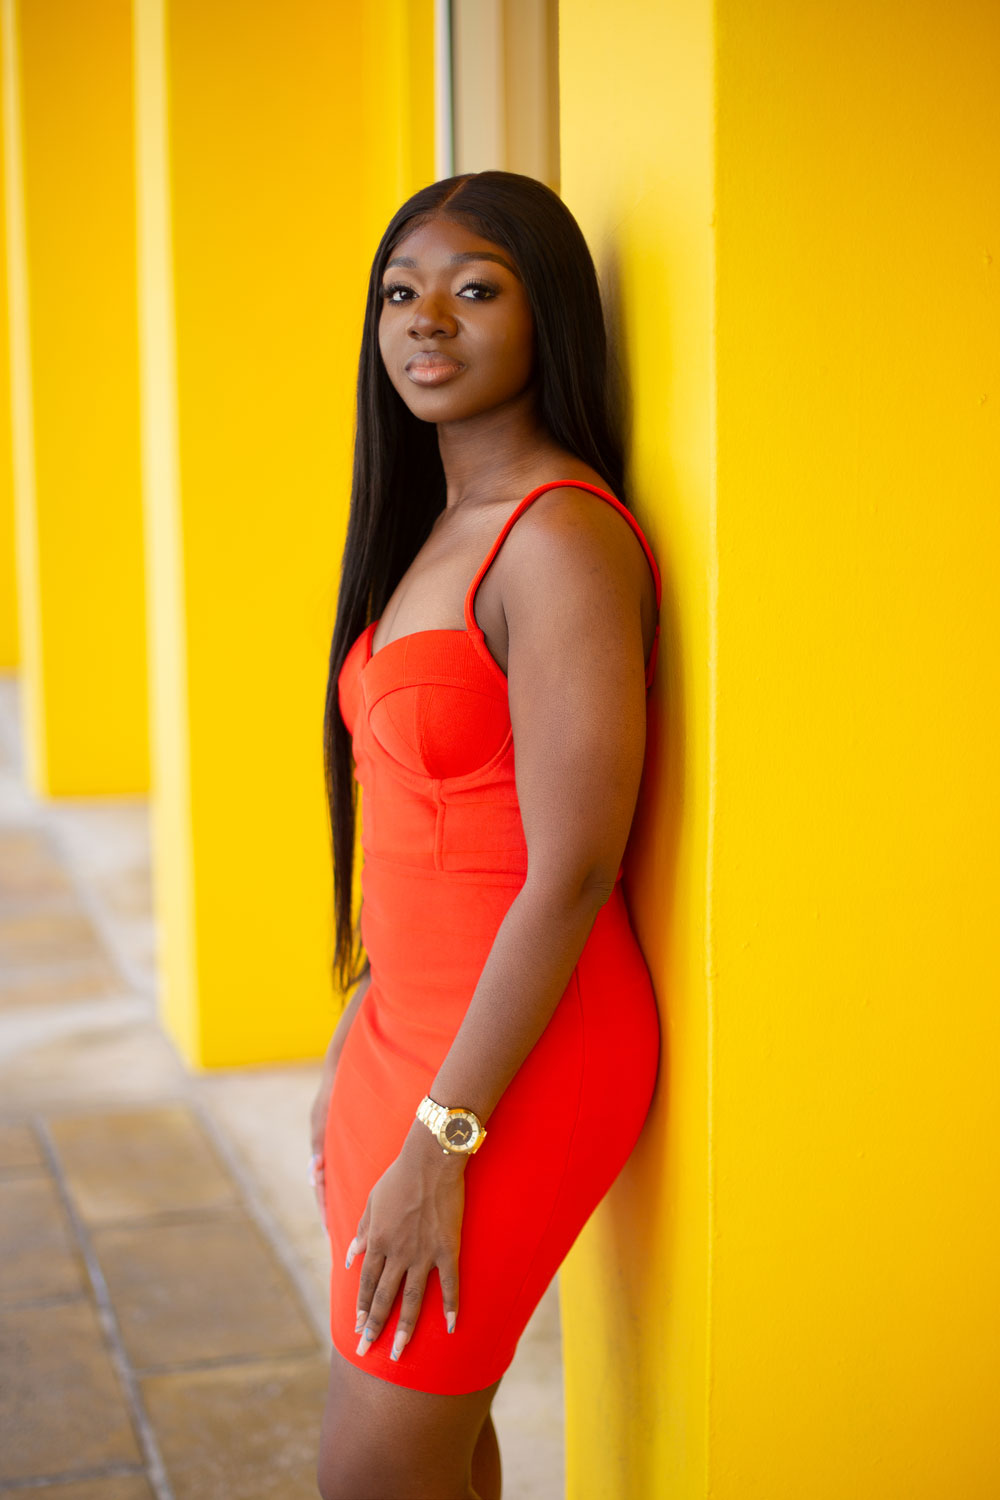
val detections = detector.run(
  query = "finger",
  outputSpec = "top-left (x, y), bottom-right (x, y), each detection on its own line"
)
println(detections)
top-left (345, 1207), bottom-right (369, 1270)
top-left (390, 1266), bottom-right (430, 1361)
top-left (438, 1257), bottom-right (460, 1334)
top-left (356, 1257), bottom-right (404, 1356)
top-left (353, 1247), bottom-right (385, 1338)
top-left (312, 1175), bottom-right (327, 1232)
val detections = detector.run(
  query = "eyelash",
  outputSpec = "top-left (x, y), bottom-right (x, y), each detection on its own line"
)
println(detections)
top-left (379, 278), bottom-right (499, 304)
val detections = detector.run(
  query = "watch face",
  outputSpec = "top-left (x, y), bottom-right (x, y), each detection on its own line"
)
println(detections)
top-left (443, 1115), bottom-right (475, 1149)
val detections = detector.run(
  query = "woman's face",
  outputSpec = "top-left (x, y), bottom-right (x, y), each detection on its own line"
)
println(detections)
top-left (377, 215), bottom-right (535, 425)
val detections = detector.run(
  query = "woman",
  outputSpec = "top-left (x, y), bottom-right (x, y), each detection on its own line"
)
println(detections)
top-left (311, 170), bottom-right (661, 1500)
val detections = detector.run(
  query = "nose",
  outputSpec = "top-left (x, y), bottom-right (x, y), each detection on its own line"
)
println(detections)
top-left (407, 293), bottom-right (457, 340)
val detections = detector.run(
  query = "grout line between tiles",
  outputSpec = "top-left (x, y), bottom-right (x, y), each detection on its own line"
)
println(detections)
top-left (0, 1461), bottom-right (148, 1493)
top-left (188, 1098), bottom-right (332, 1349)
top-left (32, 799), bottom-right (160, 1004)
top-left (32, 1117), bottom-right (176, 1500)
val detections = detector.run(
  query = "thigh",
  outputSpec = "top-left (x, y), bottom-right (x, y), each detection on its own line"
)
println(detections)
top-left (317, 1344), bottom-right (501, 1500)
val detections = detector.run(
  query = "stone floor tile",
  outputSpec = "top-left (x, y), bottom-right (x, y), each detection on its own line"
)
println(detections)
top-left (91, 1209), bottom-right (319, 1370)
top-left (0, 1297), bottom-right (143, 1482)
top-left (0, 1174), bottom-right (87, 1303)
top-left (91, 864), bottom-right (154, 922)
top-left (0, 907), bottom-right (108, 969)
top-left (0, 828), bottom-right (74, 900)
top-left (0, 1118), bottom-right (45, 1168)
top-left (141, 1353), bottom-right (331, 1500)
top-left (13, 1476), bottom-right (155, 1500)
top-left (0, 960), bottom-right (125, 1009)
top-left (46, 1106), bottom-right (240, 1225)
top-left (193, 1067), bottom-right (332, 1331)
top-left (0, 1012), bottom-right (186, 1112)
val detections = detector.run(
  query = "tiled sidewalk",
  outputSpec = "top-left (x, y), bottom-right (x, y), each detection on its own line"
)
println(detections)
top-left (0, 674), bottom-right (564, 1499)
top-left (0, 1106), bottom-right (328, 1497)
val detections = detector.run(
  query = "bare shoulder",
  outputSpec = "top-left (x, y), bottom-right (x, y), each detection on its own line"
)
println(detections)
top-left (499, 484), bottom-right (656, 613)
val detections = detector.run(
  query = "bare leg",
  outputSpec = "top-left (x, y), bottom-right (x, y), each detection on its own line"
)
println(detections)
top-left (471, 1410), bottom-right (502, 1500)
top-left (317, 1345), bottom-right (502, 1500)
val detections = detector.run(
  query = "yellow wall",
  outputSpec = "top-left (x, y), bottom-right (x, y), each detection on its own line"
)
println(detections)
top-left (0, 14), bottom-right (16, 668)
top-left (560, 1), bottom-right (999, 1496)
top-left (2, 0), bottom-right (147, 792)
top-left (558, 0), bottom-right (715, 1491)
top-left (135, 0), bottom-right (435, 1066)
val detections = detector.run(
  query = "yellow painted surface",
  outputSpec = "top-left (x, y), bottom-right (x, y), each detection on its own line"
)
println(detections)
top-left (560, 1), bottom-right (999, 1496)
top-left (136, 0), bottom-right (434, 1066)
top-left (558, 2), bottom-right (715, 1494)
top-left (0, 30), bottom-right (17, 668)
top-left (3, 0), bottom-right (146, 791)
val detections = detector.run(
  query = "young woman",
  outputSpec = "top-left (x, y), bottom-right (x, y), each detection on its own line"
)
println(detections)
top-left (311, 170), bottom-right (661, 1500)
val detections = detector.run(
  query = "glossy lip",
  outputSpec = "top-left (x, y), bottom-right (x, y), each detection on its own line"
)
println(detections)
top-left (404, 351), bottom-right (465, 386)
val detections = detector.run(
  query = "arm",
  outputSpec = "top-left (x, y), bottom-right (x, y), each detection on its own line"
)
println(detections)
top-left (349, 491), bottom-right (654, 1358)
top-left (309, 954), bottom-right (371, 1226)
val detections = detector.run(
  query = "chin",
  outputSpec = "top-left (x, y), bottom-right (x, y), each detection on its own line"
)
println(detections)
top-left (398, 391), bottom-right (483, 424)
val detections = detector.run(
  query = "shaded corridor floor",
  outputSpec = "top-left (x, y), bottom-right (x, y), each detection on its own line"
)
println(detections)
top-left (0, 1105), bottom-right (329, 1497)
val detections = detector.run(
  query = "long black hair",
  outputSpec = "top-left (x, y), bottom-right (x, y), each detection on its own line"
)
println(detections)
top-left (323, 170), bottom-right (627, 993)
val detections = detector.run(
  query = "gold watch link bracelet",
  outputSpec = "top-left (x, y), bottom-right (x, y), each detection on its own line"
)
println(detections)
top-left (416, 1095), bottom-right (487, 1155)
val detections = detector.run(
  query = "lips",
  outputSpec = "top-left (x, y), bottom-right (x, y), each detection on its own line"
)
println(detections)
top-left (404, 351), bottom-right (465, 386)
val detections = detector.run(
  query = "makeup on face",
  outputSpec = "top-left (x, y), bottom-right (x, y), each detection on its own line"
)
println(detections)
top-left (377, 218), bottom-right (535, 423)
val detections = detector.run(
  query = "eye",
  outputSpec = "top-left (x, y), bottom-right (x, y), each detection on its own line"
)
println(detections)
top-left (378, 277), bottom-right (500, 305)
top-left (379, 281), bottom-right (415, 304)
top-left (457, 279), bottom-right (500, 301)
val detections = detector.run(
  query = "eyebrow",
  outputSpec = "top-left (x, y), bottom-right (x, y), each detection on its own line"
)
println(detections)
top-left (384, 250), bottom-right (521, 280)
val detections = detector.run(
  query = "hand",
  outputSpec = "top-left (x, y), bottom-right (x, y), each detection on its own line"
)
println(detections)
top-left (347, 1128), bottom-right (466, 1362)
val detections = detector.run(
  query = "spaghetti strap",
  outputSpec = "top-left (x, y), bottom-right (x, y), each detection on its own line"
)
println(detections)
top-left (463, 479), bottom-right (662, 688)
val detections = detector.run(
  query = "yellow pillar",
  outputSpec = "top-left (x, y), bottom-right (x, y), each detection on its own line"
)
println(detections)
top-left (559, 1), bottom-right (999, 1496)
top-left (0, 35), bottom-right (17, 668)
top-left (134, 0), bottom-right (434, 1067)
top-left (1, 0), bottom-right (146, 789)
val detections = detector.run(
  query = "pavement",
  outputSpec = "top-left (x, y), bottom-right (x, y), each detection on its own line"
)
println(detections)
top-left (0, 672), bottom-right (564, 1499)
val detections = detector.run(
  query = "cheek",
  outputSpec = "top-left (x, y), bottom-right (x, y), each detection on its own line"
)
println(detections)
top-left (508, 305), bottom-right (535, 368)
top-left (501, 316), bottom-right (535, 384)
top-left (377, 319), bottom-right (405, 390)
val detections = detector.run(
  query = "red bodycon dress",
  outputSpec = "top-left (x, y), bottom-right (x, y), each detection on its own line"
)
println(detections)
top-left (324, 479), bottom-right (661, 1395)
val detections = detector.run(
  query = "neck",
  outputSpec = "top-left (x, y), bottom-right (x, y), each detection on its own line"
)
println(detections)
top-left (435, 390), bottom-right (565, 509)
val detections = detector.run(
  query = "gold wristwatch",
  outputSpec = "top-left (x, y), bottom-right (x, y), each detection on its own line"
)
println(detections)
top-left (416, 1095), bottom-right (487, 1156)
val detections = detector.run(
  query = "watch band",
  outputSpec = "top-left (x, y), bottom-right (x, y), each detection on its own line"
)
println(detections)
top-left (416, 1095), bottom-right (486, 1155)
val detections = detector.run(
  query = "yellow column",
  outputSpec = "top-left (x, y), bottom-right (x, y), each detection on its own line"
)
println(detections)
top-left (134, 0), bottom-right (434, 1067)
top-left (0, 36), bottom-right (17, 668)
top-left (1, 0), bottom-right (146, 789)
top-left (559, 1), bottom-right (999, 1497)
top-left (558, 2), bottom-right (715, 1493)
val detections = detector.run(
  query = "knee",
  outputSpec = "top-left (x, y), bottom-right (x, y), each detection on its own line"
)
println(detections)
top-left (317, 1451), bottom-right (473, 1500)
top-left (316, 1451), bottom-right (409, 1500)
top-left (315, 1454), bottom-right (359, 1500)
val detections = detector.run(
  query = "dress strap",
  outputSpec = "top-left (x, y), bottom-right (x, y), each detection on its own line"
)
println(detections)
top-left (463, 480), bottom-right (662, 689)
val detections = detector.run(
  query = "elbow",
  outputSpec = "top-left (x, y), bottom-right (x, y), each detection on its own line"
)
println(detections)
top-left (579, 867), bottom-right (619, 908)
top-left (522, 862), bottom-right (619, 918)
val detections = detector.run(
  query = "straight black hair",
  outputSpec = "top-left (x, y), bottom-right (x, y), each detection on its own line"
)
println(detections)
top-left (322, 170), bottom-right (627, 993)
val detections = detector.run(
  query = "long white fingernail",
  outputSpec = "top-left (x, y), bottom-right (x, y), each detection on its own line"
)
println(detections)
top-left (356, 1329), bottom-right (373, 1357)
top-left (446, 1311), bottom-right (457, 1334)
top-left (390, 1332), bottom-right (406, 1361)
top-left (345, 1239), bottom-right (357, 1269)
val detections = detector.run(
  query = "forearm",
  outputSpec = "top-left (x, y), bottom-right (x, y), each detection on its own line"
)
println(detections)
top-left (401, 875), bottom-right (610, 1164)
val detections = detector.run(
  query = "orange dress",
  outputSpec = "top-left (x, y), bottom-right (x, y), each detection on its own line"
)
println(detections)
top-left (325, 479), bottom-right (661, 1395)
